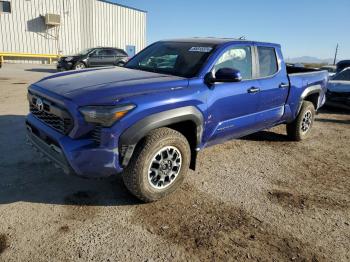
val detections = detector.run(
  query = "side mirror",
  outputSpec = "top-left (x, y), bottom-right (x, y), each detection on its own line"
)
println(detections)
top-left (215, 68), bottom-right (242, 82)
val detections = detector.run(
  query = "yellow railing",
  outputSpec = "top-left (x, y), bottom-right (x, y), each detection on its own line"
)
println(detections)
top-left (0, 52), bottom-right (60, 64)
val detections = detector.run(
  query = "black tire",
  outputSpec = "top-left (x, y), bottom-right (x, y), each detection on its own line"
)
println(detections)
top-left (286, 101), bottom-right (316, 141)
top-left (73, 62), bottom-right (86, 70)
top-left (115, 61), bottom-right (125, 67)
top-left (123, 127), bottom-right (191, 202)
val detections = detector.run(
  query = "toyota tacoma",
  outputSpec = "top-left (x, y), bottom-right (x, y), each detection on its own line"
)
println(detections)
top-left (26, 38), bottom-right (328, 202)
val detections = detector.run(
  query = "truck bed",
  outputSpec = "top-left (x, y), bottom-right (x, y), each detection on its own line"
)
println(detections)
top-left (286, 67), bottom-right (329, 119)
top-left (286, 65), bottom-right (322, 74)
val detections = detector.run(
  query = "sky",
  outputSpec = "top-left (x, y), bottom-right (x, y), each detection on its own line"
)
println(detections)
top-left (110, 0), bottom-right (349, 60)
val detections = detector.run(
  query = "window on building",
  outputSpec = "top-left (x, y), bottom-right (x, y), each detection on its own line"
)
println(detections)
top-left (0, 1), bottom-right (11, 13)
top-left (258, 47), bottom-right (278, 78)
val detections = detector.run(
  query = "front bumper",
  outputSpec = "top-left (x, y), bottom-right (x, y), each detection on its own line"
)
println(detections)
top-left (57, 61), bottom-right (74, 71)
top-left (26, 114), bottom-right (123, 178)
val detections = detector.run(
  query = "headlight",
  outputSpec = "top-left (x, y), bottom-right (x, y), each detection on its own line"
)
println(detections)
top-left (65, 57), bottom-right (74, 62)
top-left (79, 104), bottom-right (136, 127)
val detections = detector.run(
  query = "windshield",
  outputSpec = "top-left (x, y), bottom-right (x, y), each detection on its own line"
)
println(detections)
top-left (124, 42), bottom-right (216, 78)
top-left (75, 48), bottom-right (94, 56)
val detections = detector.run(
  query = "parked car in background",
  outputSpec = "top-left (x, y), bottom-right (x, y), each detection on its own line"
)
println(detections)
top-left (336, 60), bottom-right (350, 74)
top-left (320, 65), bottom-right (337, 78)
top-left (26, 38), bottom-right (328, 202)
top-left (326, 67), bottom-right (350, 110)
top-left (57, 47), bottom-right (129, 71)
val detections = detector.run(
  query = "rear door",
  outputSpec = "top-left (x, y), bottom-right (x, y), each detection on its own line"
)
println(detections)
top-left (255, 45), bottom-right (289, 128)
top-left (206, 44), bottom-right (261, 145)
top-left (102, 49), bottom-right (119, 66)
top-left (88, 49), bottom-right (104, 67)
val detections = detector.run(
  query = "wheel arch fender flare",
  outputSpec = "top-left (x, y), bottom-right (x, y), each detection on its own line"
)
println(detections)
top-left (119, 106), bottom-right (204, 167)
top-left (297, 84), bottom-right (322, 115)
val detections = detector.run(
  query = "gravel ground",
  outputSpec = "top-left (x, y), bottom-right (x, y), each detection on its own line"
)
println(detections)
top-left (0, 64), bottom-right (349, 261)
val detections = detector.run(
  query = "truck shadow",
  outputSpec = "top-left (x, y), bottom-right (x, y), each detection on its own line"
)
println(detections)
top-left (319, 107), bottom-right (349, 115)
top-left (0, 115), bottom-right (141, 206)
top-left (315, 118), bottom-right (350, 125)
top-left (242, 131), bottom-right (290, 142)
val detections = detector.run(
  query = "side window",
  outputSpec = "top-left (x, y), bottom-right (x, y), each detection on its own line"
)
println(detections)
top-left (214, 46), bottom-right (252, 80)
top-left (106, 49), bottom-right (118, 56)
top-left (90, 49), bottom-right (101, 56)
top-left (257, 47), bottom-right (278, 78)
top-left (98, 49), bottom-right (110, 56)
top-left (0, 1), bottom-right (11, 13)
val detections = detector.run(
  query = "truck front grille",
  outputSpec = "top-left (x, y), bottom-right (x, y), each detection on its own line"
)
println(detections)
top-left (28, 93), bottom-right (73, 135)
top-left (91, 125), bottom-right (102, 145)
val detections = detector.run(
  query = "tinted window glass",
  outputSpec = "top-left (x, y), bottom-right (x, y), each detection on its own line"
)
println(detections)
top-left (98, 49), bottom-right (110, 56)
top-left (91, 49), bottom-right (103, 56)
top-left (125, 42), bottom-right (216, 78)
top-left (75, 48), bottom-right (94, 56)
top-left (258, 47), bottom-right (278, 77)
top-left (333, 69), bottom-right (350, 81)
top-left (106, 49), bottom-right (118, 56)
top-left (0, 1), bottom-right (11, 13)
top-left (214, 46), bottom-right (252, 80)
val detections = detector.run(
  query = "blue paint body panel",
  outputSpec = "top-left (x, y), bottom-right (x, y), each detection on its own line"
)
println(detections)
top-left (26, 38), bottom-right (328, 178)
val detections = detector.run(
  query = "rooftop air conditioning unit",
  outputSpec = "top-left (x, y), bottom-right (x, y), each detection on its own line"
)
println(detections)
top-left (44, 14), bottom-right (61, 26)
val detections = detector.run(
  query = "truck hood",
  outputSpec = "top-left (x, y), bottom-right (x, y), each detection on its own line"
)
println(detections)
top-left (33, 67), bottom-right (189, 105)
top-left (327, 80), bottom-right (350, 93)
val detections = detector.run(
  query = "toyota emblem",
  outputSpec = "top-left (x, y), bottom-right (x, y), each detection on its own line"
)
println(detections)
top-left (35, 98), bottom-right (44, 111)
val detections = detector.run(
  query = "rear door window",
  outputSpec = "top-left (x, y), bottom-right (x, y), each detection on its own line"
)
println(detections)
top-left (257, 47), bottom-right (278, 78)
top-left (98, 49), bottom-right (110, 56)
top-left (106, 49), bottom-right (118, 56)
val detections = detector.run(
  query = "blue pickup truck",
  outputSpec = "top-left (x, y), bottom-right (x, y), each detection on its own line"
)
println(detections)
top-left (26, 38), bottom-right (328, 202)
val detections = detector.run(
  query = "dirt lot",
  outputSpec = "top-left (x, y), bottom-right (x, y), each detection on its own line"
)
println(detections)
top-left (0, 64), bottom-right (349, 261)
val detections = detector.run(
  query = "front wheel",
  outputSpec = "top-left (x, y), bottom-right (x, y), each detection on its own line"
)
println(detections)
top-left (286, 101), bottom-right (316, 141)
top-left (122, 128), bottom-right (191, 202)
top-left (73, 62), bottom-right (86, 70)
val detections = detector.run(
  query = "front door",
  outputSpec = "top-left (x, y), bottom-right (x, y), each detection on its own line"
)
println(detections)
top-left (101, 49), bottom-right (118, 66)
top-left (205, 45), bottom-right (261, 145)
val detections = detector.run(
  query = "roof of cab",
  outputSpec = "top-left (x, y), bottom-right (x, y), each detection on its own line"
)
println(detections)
top-left (161, 37), bottom-right (280, 47)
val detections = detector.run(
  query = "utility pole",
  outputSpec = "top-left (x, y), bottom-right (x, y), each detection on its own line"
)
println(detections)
top-left (333, 44), bottom-right (339, 65)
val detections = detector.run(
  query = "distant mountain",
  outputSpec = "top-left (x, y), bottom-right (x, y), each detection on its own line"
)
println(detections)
top-left (286, 56), bottom-right (334, 64)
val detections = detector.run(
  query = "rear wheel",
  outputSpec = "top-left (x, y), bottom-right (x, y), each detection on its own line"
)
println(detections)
top-left (115, 61), bottom-right (125, 67)
top-left (287, 101), bottom-right (316, 141)
top-left (122, 128), bottom-right (191, 202)
top-left (73, 62), bottom-right (86, 70)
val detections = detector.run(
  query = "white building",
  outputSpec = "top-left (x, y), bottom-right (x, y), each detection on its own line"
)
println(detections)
top-left (0, 0), bottom-right (147, 63)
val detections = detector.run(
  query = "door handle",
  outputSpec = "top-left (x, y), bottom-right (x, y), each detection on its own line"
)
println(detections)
top-left (247, 87), bottom-right (260, 94)
top-left (279, 83), bottom-right (289, 88)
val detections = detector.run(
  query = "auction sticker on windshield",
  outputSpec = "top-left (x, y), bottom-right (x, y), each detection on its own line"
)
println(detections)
top-left (189, 47), bottom-right (213, 52)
